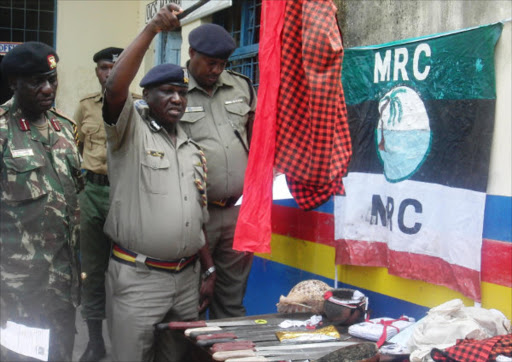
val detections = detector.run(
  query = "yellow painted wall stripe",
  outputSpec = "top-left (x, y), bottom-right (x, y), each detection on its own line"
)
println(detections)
top-left (257, 234), bottom-right (512, 319)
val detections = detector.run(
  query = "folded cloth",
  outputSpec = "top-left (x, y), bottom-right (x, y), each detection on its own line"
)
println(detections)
top-left (348, 316), bottom-right (416, 347)
top-left (431, 334), bottom-right (512, 362)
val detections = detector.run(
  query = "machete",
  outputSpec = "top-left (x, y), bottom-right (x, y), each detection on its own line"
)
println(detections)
top-left (212, 342), bottom-right (358, 361)
top-left (157, 319), bottom-right (270, 331)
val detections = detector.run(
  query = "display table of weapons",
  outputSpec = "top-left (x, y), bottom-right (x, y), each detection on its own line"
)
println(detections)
top-left (155, 281), bottom-right (409, 361)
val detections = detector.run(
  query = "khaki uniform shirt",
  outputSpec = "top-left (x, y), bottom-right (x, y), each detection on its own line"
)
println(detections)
top-left (75, 92), bottom-right (141, 175)
top-left (180, 70), bottom-right (256, 202)
top-left (0, 98), bottom-right (82, 315)
top-left (75, 92), bottom-right (107, 174)
top-left (103, 95), bottom-right (208, 260)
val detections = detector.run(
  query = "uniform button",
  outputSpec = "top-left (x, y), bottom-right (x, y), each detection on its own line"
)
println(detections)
top-left (185, 222), bottom-right (190, 227)
top-left (184, 196), bottom-right (188, 201)
top-left (181, 172), bottom-right (184, 177)
top-left (226, 146), bottom-right (229, 149)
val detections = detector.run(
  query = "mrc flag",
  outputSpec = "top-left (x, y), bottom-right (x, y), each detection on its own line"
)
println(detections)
top-left (334, 23), bottom-right (503, 301)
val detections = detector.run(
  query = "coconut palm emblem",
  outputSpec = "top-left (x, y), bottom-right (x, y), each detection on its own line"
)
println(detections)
top-left (376, 86), bottom-right (432, 182)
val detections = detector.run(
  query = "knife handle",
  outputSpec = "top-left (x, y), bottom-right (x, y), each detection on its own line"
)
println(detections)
top-left (212, 349), bottom-right (257, 361)
top-left (196, 333), bottom-right (237, 341)
top-left (160, 321), bottom-right (208, 330)
top-left (197, 338), bottom-right (239, 348)
top-left (186, 326), bottom-right (223, 337)
top-left (210, 341), bottom-right (256, 353)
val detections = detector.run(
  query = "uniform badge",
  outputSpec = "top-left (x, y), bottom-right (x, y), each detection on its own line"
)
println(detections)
top-left (47, 55), bottom-right (57, 70)
top-left (11, 148), bottom-right (34, 158)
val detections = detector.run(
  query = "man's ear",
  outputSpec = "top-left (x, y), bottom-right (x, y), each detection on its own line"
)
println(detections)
top-left (8, 76), bottom-right (17, 92)
top-left (189, 47), bottom-right (195, 58)
top-left (142, 88), bottom-right (149, 101)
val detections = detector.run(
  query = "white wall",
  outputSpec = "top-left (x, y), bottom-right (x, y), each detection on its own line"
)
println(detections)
top-left (55, 0), bottom-right (146, 116)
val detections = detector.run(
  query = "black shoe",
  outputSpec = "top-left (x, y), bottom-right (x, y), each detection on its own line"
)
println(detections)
top-left (79, 341), bottom-right (106, 362)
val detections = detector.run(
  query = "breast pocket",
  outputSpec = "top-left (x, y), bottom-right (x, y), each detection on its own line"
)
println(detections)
top-left (180, 111), bottom-right (208, 140)
top-left (1, 154), bottom-right (48, 202)
top-left (82, 123), bottom-right (105, 150)
top-left (140, 150), bottom-right (171, 195)
top-left (225, 102), bottom-right (251, 133)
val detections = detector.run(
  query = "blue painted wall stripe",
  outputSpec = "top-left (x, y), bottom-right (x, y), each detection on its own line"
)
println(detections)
top-left (273, 194), bottom-right (512, 243)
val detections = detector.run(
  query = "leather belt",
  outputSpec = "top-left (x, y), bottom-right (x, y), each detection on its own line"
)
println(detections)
top-left (86, 171), bottom-right (109, 186)
top-left (111, 243), bottom-right (197, 273)
top-left (208, 196), bottom-right (239, 208)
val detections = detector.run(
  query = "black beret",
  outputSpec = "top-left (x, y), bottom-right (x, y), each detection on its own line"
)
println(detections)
top-left (139, 64), bottom-right (188, 88)
top-left (189, 24), bottom-right (236, 59)
top-left (93, 47), bottom-right (123, 63)
top-left (1, 41), bottom-right (59, 76)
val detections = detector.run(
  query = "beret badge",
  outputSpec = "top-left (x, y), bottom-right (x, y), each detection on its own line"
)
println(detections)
top-left (47, 55), bottom-right (57, 70)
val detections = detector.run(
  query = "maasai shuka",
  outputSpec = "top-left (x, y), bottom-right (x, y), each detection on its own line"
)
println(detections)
top-left (275, 0), bottom-right (352, 211)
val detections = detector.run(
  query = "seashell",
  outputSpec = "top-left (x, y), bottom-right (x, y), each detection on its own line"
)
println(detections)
top-left (276, 279), bottom-right (332, 314)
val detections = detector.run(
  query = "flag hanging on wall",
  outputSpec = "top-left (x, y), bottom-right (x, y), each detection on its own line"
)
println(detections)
top-left (334, 23), bottom-right (503, 301)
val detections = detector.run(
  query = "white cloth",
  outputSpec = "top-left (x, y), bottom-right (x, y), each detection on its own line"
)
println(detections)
top-left (407, 299), bottom-right (511, 362)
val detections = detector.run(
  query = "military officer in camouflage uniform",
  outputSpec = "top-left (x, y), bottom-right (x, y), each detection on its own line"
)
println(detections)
top-left (181, 24), bottom-right (257, 319)
top-left (0, 41), bottom-right (82, 361)
top-left (103, 4), bottom-right (215, 361)
top-left (74, 46), bottom-right (123, 362)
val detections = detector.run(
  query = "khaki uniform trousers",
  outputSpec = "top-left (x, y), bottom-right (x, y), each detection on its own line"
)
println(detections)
top-left (106, 258), bottom-right (200, 362)
top-left (205, 205), bottom-right (254, 319)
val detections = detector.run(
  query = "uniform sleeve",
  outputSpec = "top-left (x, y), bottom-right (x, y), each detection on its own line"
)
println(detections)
top-left (103, 93), bottom-right (139, 153)
top-left (73, 102), bottom-right (85, 143)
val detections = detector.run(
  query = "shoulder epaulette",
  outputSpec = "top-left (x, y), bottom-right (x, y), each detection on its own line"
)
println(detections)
top-left (131, 92), bottom-right (143, 100)
top-left (226, 70), bottom-right (255, 106)
top-left (226, 69), bottom-right (252, 83)
top-left (49, 107), bottom-right (76, 125)
top-left (79, 92), bottom-right (101, 102)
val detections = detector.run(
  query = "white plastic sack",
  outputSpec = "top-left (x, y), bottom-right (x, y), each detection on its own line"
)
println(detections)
top-left (407, 299), bottom-right (511, 362)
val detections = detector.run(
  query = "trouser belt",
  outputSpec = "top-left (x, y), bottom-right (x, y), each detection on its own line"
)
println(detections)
top-left (86, 171), bottom-right (109, 186)
top-left (112, 243), bottom-right (197, 273)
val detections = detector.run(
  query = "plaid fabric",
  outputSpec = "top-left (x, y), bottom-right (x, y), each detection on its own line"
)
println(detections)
top-left (431, 334), bottom-right (512, 362)
top-left (275, 0), bottom-right (352, 210)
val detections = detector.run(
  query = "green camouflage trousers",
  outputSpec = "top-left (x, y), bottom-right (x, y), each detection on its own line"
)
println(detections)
top-left (79, 180), bottom-right (111, 320)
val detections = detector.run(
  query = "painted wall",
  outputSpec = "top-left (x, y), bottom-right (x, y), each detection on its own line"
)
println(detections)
top-left (243, 1), bottom-right (512, 322)
top-left (55, 0), bottom-right (149, 117)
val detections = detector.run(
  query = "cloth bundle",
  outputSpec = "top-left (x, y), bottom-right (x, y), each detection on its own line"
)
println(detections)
top-left (348, 316), bottom-right (416, 347)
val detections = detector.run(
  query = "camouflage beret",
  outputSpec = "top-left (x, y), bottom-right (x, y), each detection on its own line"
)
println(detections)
top-left (189, 24), bottom-right (236, 59)
top-left (93, 47), bottom-right (123, 63)
top-left (1, 41), bottom-right (59, 76)
top-left (139, 63), bottom-right (188, 88)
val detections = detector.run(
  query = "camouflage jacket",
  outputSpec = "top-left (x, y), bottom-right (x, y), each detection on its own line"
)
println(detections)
top-left (0, 98), bottom-right (82, 321)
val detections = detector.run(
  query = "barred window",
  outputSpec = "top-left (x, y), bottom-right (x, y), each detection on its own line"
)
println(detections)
top-left (214, 0), bottom-right (261, 89)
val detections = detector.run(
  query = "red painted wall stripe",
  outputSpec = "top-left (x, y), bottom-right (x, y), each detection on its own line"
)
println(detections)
top-left (271, 205), bottom-right (512, 288)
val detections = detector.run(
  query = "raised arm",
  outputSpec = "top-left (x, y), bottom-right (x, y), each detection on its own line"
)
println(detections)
top-left (103, 4), bottom-right (182, 123)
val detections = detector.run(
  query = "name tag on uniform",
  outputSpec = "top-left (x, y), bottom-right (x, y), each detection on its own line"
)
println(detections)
top-left (11, 148), bottom-right (34, 158)
top-left (185, 106), bottom-right (204, 113)
top-left (225, 99), bottom-right (244, 105)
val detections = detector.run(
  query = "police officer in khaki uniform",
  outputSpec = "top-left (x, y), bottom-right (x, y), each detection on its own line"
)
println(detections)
top-left (181, 23), bottom-right (257, 319)
top-left (74, 46), bottom-right (123, 362)
top-left (102, 4), bottom-right (215, 361)
top-left (0, 42), bottom-right (82, 362)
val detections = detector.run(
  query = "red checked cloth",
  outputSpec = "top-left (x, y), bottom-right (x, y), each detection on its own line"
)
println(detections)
top-left (431, 334), bottom-right (512, 362)
top-left (275, 0), bottom-right (352, 210)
